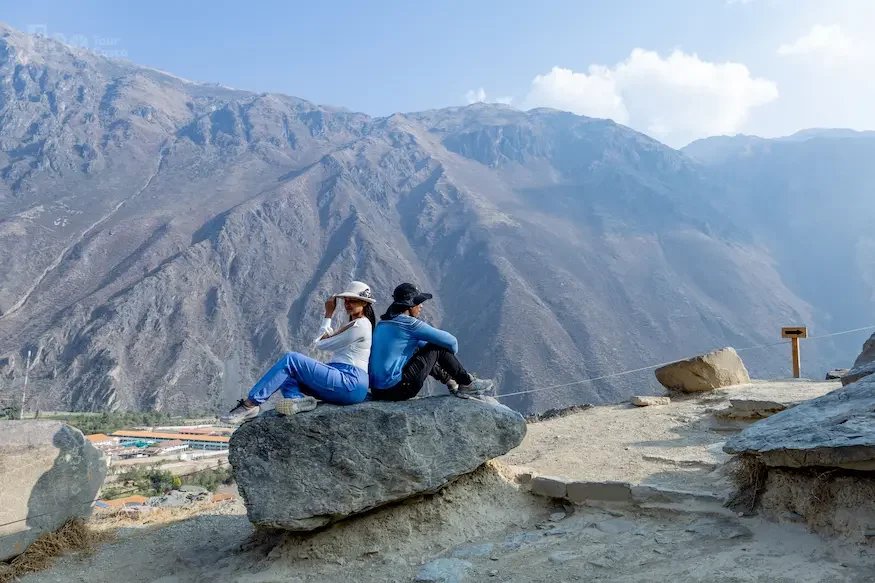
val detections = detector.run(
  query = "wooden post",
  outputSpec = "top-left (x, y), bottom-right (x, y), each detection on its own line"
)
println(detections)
top-left (790, 337), bottom-right (801, 378)
top-left (782, 327), bottom-right (808, 379)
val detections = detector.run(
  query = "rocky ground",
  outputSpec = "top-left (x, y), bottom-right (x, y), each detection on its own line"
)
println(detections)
top-left (500, 380), bottom-right (839, 498)
top-left (20, 380), bottom-right (875, 583)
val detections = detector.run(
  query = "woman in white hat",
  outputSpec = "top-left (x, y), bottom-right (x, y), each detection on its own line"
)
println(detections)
top-left (222, 281), bottom-right (376, 424)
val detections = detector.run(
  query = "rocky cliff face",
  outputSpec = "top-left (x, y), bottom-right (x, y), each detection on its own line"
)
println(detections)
top-left (0, 24), bottom-right (826, 414)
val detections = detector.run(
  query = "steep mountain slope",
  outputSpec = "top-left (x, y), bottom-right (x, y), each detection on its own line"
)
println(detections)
top-left (682, 132), bottom-right (875, 361)
top-left (0, 24), bottom-right (822, 414)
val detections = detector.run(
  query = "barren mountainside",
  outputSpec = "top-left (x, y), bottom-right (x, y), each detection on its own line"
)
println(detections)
top-left (0, 23), bottom-right (857, 414)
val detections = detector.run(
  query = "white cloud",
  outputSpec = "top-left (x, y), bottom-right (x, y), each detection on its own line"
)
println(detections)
top-left (527, 66), bottom-right (628, 123)
top-left (777, 24), bottom-right (865, 62)
top-left (523, 49), bottom-right (778, 147)
top-left (465, 88), bottom-right (487, 104)
top-left (465, 88), bottom-right (513, 105)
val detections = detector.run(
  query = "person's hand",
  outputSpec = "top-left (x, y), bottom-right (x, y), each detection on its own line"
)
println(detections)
top-left (324, 296), bottom-right (337, 318)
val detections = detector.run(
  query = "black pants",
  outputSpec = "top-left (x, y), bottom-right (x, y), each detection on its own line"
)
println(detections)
top-left (371, 343), bottom-right (473, 402)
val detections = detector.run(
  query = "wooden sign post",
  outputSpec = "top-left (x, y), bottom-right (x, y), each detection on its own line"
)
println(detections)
top-left (781, 327), bottom-right (808, 378)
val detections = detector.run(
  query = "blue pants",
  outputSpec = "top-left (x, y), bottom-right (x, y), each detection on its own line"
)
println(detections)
top-left (247, 352), bottom-right (368, 406)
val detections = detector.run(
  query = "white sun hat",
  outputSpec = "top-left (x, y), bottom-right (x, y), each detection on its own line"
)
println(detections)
top-left (334, 281), bottom-right (376, 304)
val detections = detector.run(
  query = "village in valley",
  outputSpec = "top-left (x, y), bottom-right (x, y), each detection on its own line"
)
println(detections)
top-left (82, 422), bottom-right (237, 512)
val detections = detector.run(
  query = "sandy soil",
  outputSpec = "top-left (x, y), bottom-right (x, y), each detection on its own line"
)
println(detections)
top-left (22, 380), bottom-right (874, 583)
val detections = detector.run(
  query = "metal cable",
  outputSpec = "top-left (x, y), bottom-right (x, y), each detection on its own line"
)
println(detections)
top-left (496, 325), bottom-right (875, 400)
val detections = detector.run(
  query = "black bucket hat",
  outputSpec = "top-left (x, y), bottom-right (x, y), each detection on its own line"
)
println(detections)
top-left (381, 283), bottom-right (433, 320)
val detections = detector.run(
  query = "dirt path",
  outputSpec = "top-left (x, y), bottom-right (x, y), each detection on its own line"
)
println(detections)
top-left (500, 380), bottom-right (838, 497)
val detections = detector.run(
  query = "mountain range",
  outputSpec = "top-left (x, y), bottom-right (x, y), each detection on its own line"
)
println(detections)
top-left (0, 23), bottom-right (871, 414)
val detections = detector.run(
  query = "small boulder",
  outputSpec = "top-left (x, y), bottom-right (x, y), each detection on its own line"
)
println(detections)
top-left (826, 369), bottom-right (849, 381)
top-left (0, 421), bottom-right (107, 561)
top-left (724, 375), bottom-right (875, 469)
top-left (842, 362), bottom-right (875, 387)
top-left (655, 347), bottom-right (750, 393)
top-left (630, 396), bottom-right (671, 407)
top-left (842, 333), bottom-right (875, 386)
top-left (229, 396), bottom-right (526, 530)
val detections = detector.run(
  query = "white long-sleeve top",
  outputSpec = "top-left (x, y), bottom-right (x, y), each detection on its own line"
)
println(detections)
top-left (312, 317), bottom-right (372, 372)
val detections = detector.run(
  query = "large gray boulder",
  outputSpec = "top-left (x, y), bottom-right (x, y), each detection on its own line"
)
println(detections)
top-left (724, 376), bottom-right (875, 469)
top-left (842, 334), bottom-right (875, 386)
top-left (655, 347), bottom-right (750, 393)
top-left (229, 396), bottom-right (526, 530)
top-left (0, 421), bottom-right (107, 561)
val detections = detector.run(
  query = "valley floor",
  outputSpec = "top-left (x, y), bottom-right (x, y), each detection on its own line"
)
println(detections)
top-left (21, 380), bottom-right (875, 583)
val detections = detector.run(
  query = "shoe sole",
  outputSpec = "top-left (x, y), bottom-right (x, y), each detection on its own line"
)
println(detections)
top-left (276, 398), bottom-right (318, 416)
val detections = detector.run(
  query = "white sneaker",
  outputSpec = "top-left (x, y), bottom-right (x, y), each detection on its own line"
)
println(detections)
top-left (221, 400), bottom-right (260, 424)
top-left (455, 378), bottom-right (495, 399)
top-left (276, 395), bottom-right (318, 416)
top-left (447, 379), bottom-right (459, 392)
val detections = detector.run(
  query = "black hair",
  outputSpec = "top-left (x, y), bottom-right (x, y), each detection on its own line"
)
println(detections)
top-left (355, 303), bottom-right (377, 330)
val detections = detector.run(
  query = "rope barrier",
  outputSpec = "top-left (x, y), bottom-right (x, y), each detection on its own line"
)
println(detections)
top-left (806, 325), bottom-right (875, 341)
top-left (496, 324), bottom-right (875, 400)
top-left (0, 460), bottom-right (232, 530)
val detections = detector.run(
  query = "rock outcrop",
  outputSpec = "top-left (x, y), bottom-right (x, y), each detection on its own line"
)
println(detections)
top-left (723, 376), bottom-right (875, 469)
top-left (655, 348), bottom-right (750, 393)
top-left (842, 361), bottom-right (875, 386)
top-left (630, 396), bottom-right (670, 407)
top-left (855, 332), bottom-right (875, 365)
top-left (842, 333), bottom-right (875, 386)
top-left (825, 369), bottom-right (849, 380)
top-left (712, 380), bottom-right (837, 420)
top-left (229, 396), bottom-right (526, 530)
top-left (0, 421), bottom-right (107, 561)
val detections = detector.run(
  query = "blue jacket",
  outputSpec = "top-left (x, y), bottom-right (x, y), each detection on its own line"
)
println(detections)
top-left (369, 315), bottom-right (458, 389)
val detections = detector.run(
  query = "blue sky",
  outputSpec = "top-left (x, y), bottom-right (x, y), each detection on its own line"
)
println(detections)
top-left (4, 0), bottom-right (874, 146)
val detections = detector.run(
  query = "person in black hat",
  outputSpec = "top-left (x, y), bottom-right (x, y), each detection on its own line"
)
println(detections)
top-left (368, 283), bottom-right (494, 400)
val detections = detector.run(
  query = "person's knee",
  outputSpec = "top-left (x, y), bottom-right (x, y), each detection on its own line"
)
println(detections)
top-left (422, 343), bottom-right (450, 353)
top-left (283, 352), bottom-right (305, 369)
